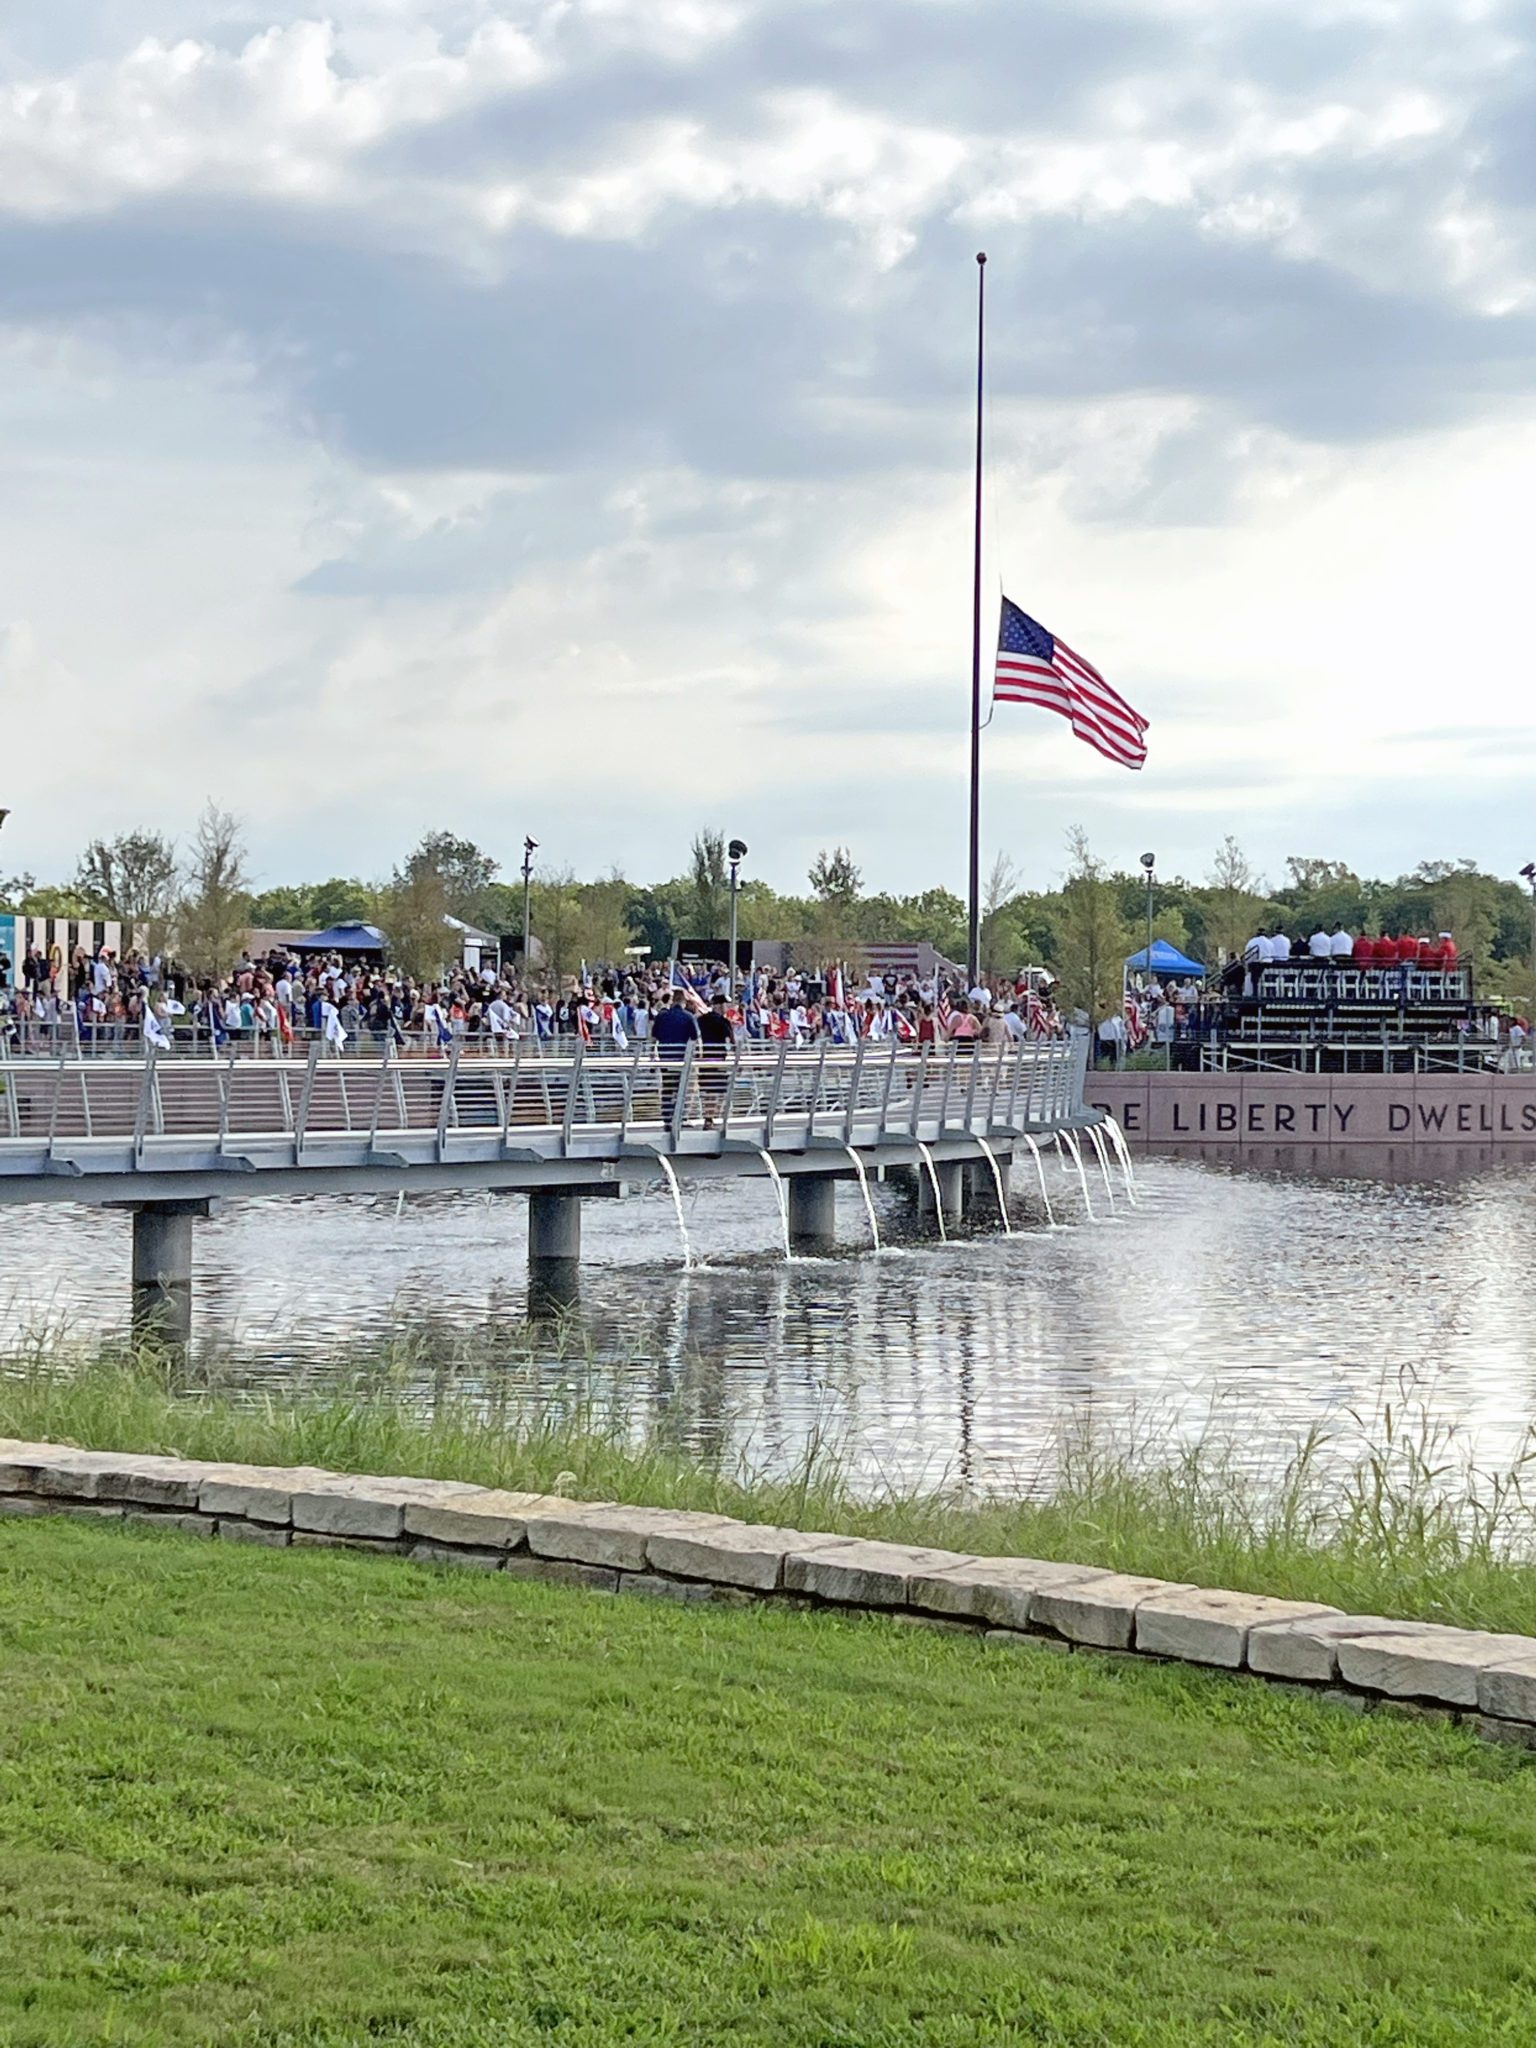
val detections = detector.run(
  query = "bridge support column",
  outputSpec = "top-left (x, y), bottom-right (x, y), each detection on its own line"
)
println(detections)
top-left (130, 1201), bottom-right (207, 1350)
top-left (918, 1159), bottom-right (966, 1227)
top-left (528, 1191), bottom-right (581, 1314)
top-left (787, 1174), bottom-right (837, 1254)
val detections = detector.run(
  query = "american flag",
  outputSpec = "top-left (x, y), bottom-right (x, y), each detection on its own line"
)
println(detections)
top-left (994, 597), bottom-right (1148, 769)
top-left (937, 986), bottom-right (953, 1031)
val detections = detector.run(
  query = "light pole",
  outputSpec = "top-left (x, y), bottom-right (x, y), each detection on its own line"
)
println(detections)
top-left (727, 838), bottom-right (748, 1000)
top-left (521, 837), bottom-right (537, 974)
top-left (1140, 851), bottom-right (1156, 1066)
top-left (1522, 863), bottom-right (1536, 1033)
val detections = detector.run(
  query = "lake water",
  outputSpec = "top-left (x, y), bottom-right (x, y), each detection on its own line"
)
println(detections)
top-left (3, 1151), bottom-right (1535, 1493)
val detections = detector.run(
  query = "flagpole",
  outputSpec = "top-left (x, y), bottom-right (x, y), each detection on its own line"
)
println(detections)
top-left (966, 250), bottom-right (987, 987)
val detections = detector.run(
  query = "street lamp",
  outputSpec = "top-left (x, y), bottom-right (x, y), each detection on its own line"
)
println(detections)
top-left (1140, 852), bottom-right (1157, 1067)
top-left (1521, 863), bottom-right (1536, 1033)
top-left (521, 837), bottom-right (538, 971)
top-left (727, 838), bottom-right (748, 1000)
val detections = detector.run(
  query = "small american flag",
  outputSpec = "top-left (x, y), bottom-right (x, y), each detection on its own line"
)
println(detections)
top-left (937, 986), bottom-right (953, 1031)
top-left (994, 597), bottom-right (1148, 769)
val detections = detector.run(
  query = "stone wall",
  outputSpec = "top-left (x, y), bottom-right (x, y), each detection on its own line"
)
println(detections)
top-left (4, 1439), bottom-right (1536, 1749)
top-left (1088, 1071), bottom-right (1536, 1154)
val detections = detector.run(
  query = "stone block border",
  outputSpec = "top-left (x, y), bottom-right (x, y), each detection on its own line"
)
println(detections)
top-left (5, 1438), bottom-right (1536, 1749)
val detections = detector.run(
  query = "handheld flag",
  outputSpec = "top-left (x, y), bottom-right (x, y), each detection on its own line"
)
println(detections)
top-left (994, 597), bottom-right (1148, 769)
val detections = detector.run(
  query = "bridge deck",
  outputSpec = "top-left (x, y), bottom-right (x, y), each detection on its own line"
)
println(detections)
top-left (0, 1038), bottom-right (1094, 1204)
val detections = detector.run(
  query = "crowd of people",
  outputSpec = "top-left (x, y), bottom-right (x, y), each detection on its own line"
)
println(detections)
top-left (0, 936), bottom-right (1067, 1057)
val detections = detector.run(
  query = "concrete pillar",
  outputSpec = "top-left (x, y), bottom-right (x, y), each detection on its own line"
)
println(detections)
top-left (130, 1201), bottom-right (206, 1349)
top-left (787, 1173), bottom-right (837, 1253)
top-left (917, 1158), bottom-right (967, 1227)
top-left (528, 1191), bottom-right (581, 1316)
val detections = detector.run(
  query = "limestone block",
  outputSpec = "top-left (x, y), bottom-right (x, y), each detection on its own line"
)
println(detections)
top-left (645, 1522), bottom-right (839, 1592)
top-left (1470, 1713), bottom-right (1536, 1751)
top-left (296, 1473), bottom-right (497, 1541)
top-left (218, 1520), bottom-right (290, 1547)
top-left (123, 1509), bottom-right (215, 1538)
top-left (1135, 1589), bottom-right (1340, 1670)
top-left (1031, 1574), bottom-right (1193, 1650)
top-left (910, 1556), bottom-right (1107, 1629)
top-left (404, 1490), bottom-right (558, 1550)
top-left (291, 1530), bottom-right (398, 1553)
top-left (0, 1442), bottom-right (89, 1493)
top-left (984, 1629), bottom-right (1070, 1654)
top-left (524, 1505), bottom-right (733, 1574)
top-left (1476, 1654), bottom-right (1536, 1725)
top-left (198, 1466), bottom-right (335, 1524)
top-left (617, 1572), bottom-right (714, 1604)
top-left (1247, 1612), bottom-right (1445, 1684)
top-left (407, 1542), bottom-right (505, 1571)
top-left (782, 1539), bottom-right (973, 1608)
top-left (502, 1554), bottom-right (620, 1594)
top-left (1336, 1629), bottom-right (1534, 1707)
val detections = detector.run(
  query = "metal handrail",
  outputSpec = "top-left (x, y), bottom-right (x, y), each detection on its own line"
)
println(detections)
top-left (0, 1039), bottom-right (1093, 1182)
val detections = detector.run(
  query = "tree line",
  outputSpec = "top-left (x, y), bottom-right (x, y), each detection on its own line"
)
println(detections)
top-left (4, 817), bottom-right (1532, 1017)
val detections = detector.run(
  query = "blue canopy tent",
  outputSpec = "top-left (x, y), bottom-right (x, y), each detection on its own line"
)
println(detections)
top-left (296, 921), bottom-right (387, 955)
top-left (1124, 939), bottom-right (1206, 977)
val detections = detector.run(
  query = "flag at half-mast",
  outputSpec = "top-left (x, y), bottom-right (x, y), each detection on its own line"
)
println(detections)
top-left (993, 597), bottom-right (1148, 769)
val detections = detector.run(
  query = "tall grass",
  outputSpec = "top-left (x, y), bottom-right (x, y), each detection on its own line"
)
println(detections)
top-left (4, 1337), bottom-right (1536, 1636)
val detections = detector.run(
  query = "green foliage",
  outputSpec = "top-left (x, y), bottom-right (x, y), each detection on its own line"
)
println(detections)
top-left (173, 805), bottom-right (250, 980)
top-left (72, 831), bottom-right (179, 944)
top-left (397, 832), bottom-right (502, 928)
top-left (1, 1517), bottom-right (1535, 2045)
top-left (1049, 828), bottom-right (1132, 1019)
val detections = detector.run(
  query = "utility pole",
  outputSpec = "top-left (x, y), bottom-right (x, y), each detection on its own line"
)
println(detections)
top-left (521, 837), bottom-right (538, 974)
top-left (1140, 851), bottom-right (1156, 1066)
top-left (727, 839), bottom-right (747, 1000)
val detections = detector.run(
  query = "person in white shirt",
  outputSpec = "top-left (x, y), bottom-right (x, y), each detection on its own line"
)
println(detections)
top-left (1269, 928), bottom-right (1292, 962)
top-left (1308, 928), bottom-right (1332, 958)
top-left (1330, 925), bottom-right (1354, 957)
top-left (1003, 1002), bottom-right (1028, 1044)
top-left (1243, 934), bottom-right (1274, 964)
top-left (486, 994), bottom-right (516, 1042)
top-left (968, 982), bottom-right (992, 1010)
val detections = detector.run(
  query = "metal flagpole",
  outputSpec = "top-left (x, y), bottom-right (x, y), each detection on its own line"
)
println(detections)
top-left (966, 251), bottom-right (987, 987)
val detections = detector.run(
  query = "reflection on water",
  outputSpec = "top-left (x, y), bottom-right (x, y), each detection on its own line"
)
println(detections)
top-left (4, 1151), bottom-right (1536, 1491)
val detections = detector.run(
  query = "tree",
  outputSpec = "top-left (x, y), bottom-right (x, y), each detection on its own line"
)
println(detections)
top-left (1205, 835), bottom-right (1267, 965)
top-left (0, 869), bottom-right (35, 909)
top-left (980, 853), bottom-right (1024, 976)
top-left (378, 866), bottom-right (451, 982)
top-left (397, 833), bottom-right (500, 926)
top-left (808, 846), bottom-right (862, 908)
top-left (247, 885), bottom-right (316, 930)
top-left (688, 830), bottom-right (729, 940)
top-left (175, 805), bottom-right (250, 979)
top-left (310, 877), bottom-right (372, 928)
top-left (74, 831), bottom-right (179, 947)
top-left (1049, 828), bottom-right (1131, 1021)
top-left (528, 866), bottom-right (586, 984)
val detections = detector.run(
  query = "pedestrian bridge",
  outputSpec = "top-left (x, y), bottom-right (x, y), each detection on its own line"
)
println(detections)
top-left (0, 1036), bottom-right (1100, 1338)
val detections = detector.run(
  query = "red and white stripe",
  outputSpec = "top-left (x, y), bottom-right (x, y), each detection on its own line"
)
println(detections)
top-left (995, 638), bottom-right (1148, 770)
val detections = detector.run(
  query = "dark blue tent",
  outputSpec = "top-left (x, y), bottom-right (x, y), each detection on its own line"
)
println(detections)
top-left (297, 921), bottom-right (386, 954)
top-left (1124, 939), bottom-right (1205, 976)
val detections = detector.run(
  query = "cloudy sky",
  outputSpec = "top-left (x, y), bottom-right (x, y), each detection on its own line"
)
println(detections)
top-left (2, 0), bottom-right (1535, 902)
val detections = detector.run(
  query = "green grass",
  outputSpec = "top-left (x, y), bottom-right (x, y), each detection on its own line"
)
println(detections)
top-left (2, 1517), bottom-right (1535, 2047)
top-left (5, 1345), bottom-right (1536, 1640)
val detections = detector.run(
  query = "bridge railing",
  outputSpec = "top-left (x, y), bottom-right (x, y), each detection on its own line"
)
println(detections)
top-left (0, 1035), bottom-right (1092, 1168)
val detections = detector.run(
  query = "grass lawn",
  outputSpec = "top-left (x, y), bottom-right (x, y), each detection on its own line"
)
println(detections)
top-left (1, 1526), bottom-right (1535, 2045)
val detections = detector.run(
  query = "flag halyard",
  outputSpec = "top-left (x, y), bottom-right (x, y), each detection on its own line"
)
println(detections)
top-left (993, 596), bottom-right (1148, 769)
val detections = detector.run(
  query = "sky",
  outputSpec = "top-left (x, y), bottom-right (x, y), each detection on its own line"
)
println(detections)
top-left (3, 0), bottom-right (1536, 903)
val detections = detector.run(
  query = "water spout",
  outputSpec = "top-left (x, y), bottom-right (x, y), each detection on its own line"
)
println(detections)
top-left (915, 1140), bottom-right (948, 1243)
top-left (1020, 1135), bottom-right (1055, 1226)
top-left (974, 1136), bottom-right (1013, 1237)
top-left (1057, 1130), bottom-right (1097, 1220)
top-left (842, 1144), bottom-right (881, 1252)
top-left (757, 1147), bottom-right (792, 1260)
top-left (655, 1154), bottom-right (695, 1270)
top-left (1085, 1123), bottom-right (1116, 1207)
top-left (1102, 1114), bottom-right (1139, 1205)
